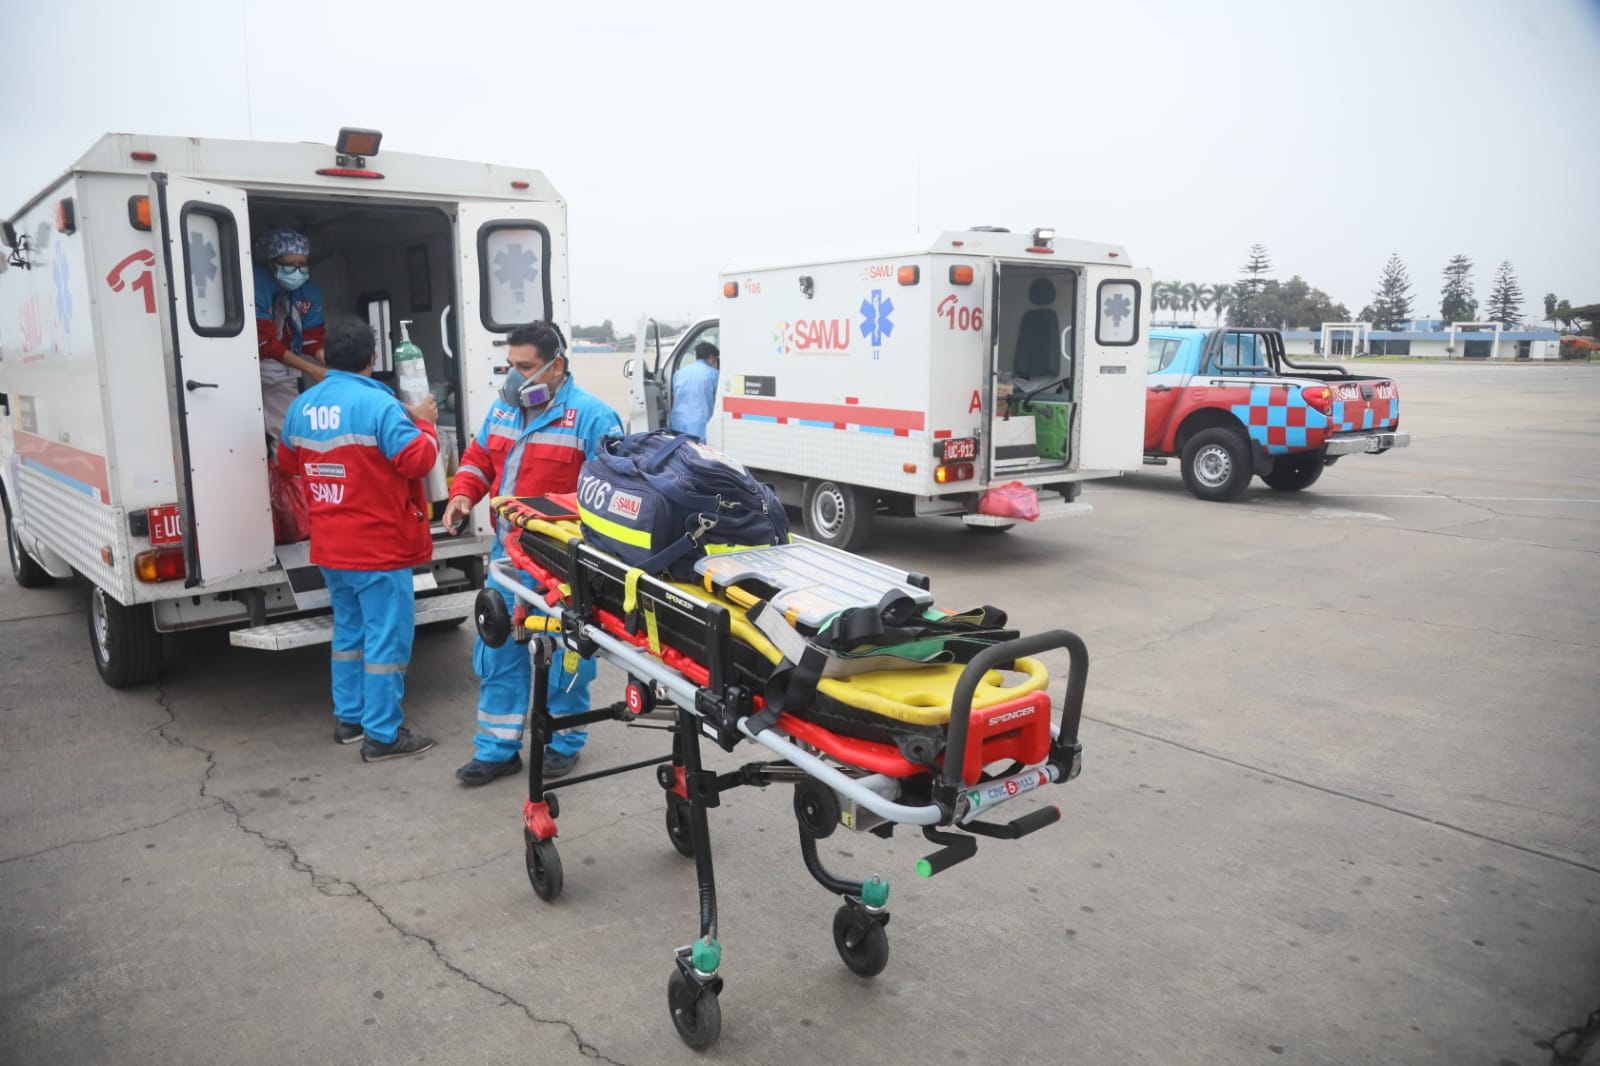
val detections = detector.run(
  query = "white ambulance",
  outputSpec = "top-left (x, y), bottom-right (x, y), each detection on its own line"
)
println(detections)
top-left (627, 227), bottom-right (1150, 549)
top-left (0, 129), bottom-right (566, 686)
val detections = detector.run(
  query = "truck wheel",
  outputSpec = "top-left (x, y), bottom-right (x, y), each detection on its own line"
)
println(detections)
top-left (1261, 455), bottom-right (1325, 492)
top-left (804, 480), bottom-right (874, 552)
top-left (88, 585), bottom-right (163, 688)
top-left (6, 506), bottom-right (54, 588)
top-left (1180, 428), bottom-right (1252, 502)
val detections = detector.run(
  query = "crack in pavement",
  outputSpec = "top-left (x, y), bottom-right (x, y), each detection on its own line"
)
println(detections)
top-left (1080, 715), bottom-right (1600, 878)
top-left (1538, 998), bottom-right (1600, 1065)
top-left (150, 684), bottom-right (634, 1066)
top-left (0, 803), bottom-right (215, 865)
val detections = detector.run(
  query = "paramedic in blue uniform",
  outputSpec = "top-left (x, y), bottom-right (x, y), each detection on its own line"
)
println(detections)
top-left (276, 318), bottom-right (440, 762)
top-left (442, 322), bottom-right (623, 786)
top-left (254, 227), bottom-right (328, 443)
top-left (668, 341), bottom-right (720, 440)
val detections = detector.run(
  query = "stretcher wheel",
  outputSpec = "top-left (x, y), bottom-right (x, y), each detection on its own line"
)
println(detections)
top-left (474, 587), bottom-right (511, 648)
top-left (664, 798), bottom-right (696, 858)
top-left (793, 780), bottom-right (839, 839)
top-left (832, 905), bottom-right (889, 977)
top-left (524, 829), bottom-right (563, 902)
top-left (667, 970), bottom-right (721, 1050)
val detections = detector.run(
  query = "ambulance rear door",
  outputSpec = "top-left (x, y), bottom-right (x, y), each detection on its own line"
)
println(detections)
top-left (1074, 265), bottom-right (1151, 472)
top-left (150, 173), bottom-right (273, 587)
top-left (454, 200), bottom-right (568, 532)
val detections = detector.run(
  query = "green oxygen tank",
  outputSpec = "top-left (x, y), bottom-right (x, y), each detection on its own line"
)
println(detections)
top-left (393, 320), bottom-right (449, 501)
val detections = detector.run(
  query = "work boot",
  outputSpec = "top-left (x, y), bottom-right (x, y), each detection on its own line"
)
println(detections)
top-left (333, 720), bottom-right (365, 745)
top-left (361, 726), bottom-right (437, 763)
top-left (543, 749), bottom-right (581, 779)
top-left (455, 753), bottom-right (523, 787)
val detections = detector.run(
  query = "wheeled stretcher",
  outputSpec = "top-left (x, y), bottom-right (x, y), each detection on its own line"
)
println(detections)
top-left (475, 495), bottom-right (1089, 1050)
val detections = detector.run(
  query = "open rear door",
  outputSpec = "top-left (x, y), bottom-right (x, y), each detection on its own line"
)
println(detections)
top-left (1075, 267), bottom-right (1151, 472)
top-left (150, 174), bottom-right (273, 587)
top-left (454, 200), bottom-right (568, 532)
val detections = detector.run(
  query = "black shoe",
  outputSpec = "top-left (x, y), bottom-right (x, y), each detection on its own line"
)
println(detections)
top-left (543, 750), bottom-right (581, 779)
top-left (333, 721), bottom-right (365, 745)
top-left (361, 726), bottom-right (437, 763)
top-left (455, 754), bottom-right (523, 787)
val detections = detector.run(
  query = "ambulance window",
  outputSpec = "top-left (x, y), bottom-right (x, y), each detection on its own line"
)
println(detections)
top-left (478, 222), bottom-right (551, 331)
top-left (1095, 279), bottom-right (1140, 347)
top-left (180, 205), bottom-right (244, 337)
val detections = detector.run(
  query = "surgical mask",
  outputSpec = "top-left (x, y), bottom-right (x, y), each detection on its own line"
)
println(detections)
top-left (274, 265), bottom-right (310, 291)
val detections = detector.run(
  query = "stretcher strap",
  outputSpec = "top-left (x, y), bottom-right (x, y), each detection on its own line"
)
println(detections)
top-left (748, 600), bottom-right (951, 677)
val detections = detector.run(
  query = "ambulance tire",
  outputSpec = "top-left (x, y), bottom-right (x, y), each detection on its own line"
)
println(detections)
top-left (1180, 427), bottom-right (1252, 502)
top-left (803, 480), bottom-right (874, 552)
top-left (88, 585), bottom-right (162, 689)
top-left (5, 505), bottom-right (54, 588)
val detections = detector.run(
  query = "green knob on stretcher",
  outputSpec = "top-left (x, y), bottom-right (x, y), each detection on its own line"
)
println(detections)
top-left (691, 936), bottom-right (721, 974)
top-left (861, 875), bottom-right (890, 908)
top-left (915, 859), bottom-right (934, 879)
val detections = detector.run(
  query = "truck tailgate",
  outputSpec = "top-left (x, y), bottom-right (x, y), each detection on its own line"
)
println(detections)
top-left (1328, 378), bottom-right (1400, 433)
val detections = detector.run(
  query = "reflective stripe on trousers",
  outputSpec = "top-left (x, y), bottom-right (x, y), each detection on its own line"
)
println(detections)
top-left (324, 566), bottom-right (416, 745)
top-left (472, 549), bottom-right (593, 763)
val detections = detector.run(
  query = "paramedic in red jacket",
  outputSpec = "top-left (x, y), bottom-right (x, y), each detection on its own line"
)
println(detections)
top-left (277, 318), bottom-right (441, 763)
top-left (442, 321), bottom-right (623, 786)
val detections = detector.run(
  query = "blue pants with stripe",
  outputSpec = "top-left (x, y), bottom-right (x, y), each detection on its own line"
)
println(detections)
top-left (325, 566), bottom-right (416, 745)
top-left (472, 555), bottom-right (593, 763)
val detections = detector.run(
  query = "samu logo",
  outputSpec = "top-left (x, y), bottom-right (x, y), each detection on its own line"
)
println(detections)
top-left (577, 473), bottom-right (612, 512)
top-left (309, 483), bottom-right (345, 505)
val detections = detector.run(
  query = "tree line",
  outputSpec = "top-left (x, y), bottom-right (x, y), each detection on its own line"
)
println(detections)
top-left (1152, 245), bottom-right (1557, 333)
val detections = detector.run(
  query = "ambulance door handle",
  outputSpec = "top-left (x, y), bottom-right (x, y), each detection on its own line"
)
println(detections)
top-left (185, 379), bottom-right (218, 392)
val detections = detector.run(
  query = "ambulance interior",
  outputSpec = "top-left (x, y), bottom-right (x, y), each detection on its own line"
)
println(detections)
top-left (991, 265), bottom-right (1078, 472)
top-left (246, 196), bottom-right (463, 505)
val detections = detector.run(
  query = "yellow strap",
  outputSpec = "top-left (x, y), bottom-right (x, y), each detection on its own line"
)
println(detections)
top-left (644, 603), bottom-right (662, 656)
top-left (624, 568), bottom-right (643, 615)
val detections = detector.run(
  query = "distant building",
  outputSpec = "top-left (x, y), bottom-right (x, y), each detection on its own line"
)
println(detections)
top-left (1282, 320), bottom-right (1562, 360)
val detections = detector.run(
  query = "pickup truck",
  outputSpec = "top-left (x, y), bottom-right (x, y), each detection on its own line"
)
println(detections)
top-left (1144, 327), bottom-right (1410, 501)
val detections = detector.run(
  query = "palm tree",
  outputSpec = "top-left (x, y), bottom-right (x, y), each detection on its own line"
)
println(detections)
top-left (1208, 283), bottom-right (1232, 324)
top-left (1151, 281), bottom-right (1168, 319)
top-left (1180, 283), bottom-right (1201, 323)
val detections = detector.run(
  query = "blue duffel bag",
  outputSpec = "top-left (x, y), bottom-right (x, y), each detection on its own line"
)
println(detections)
top-left (577, 430), bottom-right (789, 580)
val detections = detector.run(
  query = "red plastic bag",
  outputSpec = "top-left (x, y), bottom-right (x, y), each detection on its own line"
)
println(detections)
top-left (270, 463), bottom-right (311, 544)
top-left (977, 481), bottom-right (1040, 522)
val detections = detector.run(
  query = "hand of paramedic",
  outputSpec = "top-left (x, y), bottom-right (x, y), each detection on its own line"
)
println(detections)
top-left (404, 394), bottom-right (438, 425)
top-left (442, 494), bottom-right (472, 534)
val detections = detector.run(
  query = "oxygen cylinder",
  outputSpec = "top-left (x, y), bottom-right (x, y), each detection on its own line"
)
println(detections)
top-left (393, 320), bottom-right (450, 501)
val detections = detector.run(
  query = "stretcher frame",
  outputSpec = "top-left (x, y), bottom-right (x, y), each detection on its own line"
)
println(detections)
top-left (477, 508), bottom-right (1088, 1050)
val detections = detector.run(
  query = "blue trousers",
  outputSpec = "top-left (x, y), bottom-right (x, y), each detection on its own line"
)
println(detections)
top-left (324, 567), bottom-right (415, 745)
top-left (472, 559), bottom-right (593, 762)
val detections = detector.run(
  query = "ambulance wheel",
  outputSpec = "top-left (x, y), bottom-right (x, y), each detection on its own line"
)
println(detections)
top-left (804, 480), bottom-right (874, 552)
top-left (1261, 455), bottom-right (1325, 491)
top-left (5, 506), bottom-right (54, 588)
top-left (665, 798), bottom-right (696, 858)
top-left (88, 586), bottom-right (162, 689)
top-left (667, 970), bottom-right (722, 1050)
top-left (474, 587), bottom-right (511, 648)
top-left (524, 829), bottom-right (563, 902)
top-left (832, 905), bottom-right (890, 977)
top-left (1180, 427), bottom-right (1252, 502)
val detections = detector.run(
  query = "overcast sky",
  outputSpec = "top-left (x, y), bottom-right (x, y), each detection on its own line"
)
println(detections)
top-left (5, 0), bottom-right (1598, 328)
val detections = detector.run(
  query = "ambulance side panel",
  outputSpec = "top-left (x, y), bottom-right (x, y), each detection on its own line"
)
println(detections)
top-left (0, 176), bottom-right (132, 600)
top-left (717, 257), bottom-right (938, 497)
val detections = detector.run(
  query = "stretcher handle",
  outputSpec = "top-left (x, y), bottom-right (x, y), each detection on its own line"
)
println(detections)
top-left (941, 630), bottom-right (1088, 793)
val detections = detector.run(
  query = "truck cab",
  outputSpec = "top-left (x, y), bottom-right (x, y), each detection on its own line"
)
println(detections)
top-left (1144, 327), bottom-right (1410, 501)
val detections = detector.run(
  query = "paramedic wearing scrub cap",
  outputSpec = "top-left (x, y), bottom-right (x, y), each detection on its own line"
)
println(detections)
top-left (442, 321), bottom-right (623, 787)
top-left (254, 227), bottom-right (328, 442)
top-left (668, 341), bottom-right (720, 440)
top-left (277, 318), bottom-right (440, 763)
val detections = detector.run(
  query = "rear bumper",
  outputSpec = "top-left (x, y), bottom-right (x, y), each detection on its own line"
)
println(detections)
top-left (1324, 431), bottom-right (1411, 457)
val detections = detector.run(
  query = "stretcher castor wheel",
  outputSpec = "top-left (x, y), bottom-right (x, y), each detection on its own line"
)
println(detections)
top-left (524, 828), bottom-right (563, 902)
top-left (794, 780), bottom-right (840, 839)
top-left (832, 903), bottom-right (890, 977)
top-left (664, 798), bottom-right (695, 858)
top-left (667, 970), bottom-right (721, 1049)
top-left (474, 587), bottom-right (511, 648)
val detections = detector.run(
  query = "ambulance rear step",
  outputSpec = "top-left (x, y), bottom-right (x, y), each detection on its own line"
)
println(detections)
top-left (228, 590), bottom-right (477, 651)
top-left (960, 487), bottom-right (1092, 527)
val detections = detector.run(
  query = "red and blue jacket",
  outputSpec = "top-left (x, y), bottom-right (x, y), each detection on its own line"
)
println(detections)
top-left (277, 371), bottom-right (439, 570)
top-left (450, 373), bottom-right (622, 532)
